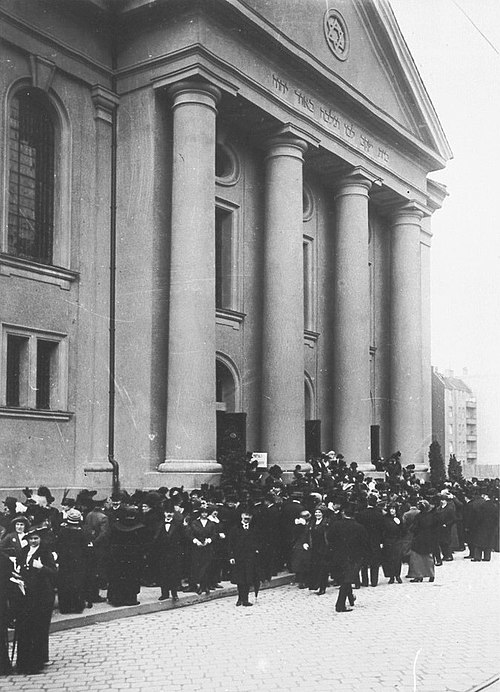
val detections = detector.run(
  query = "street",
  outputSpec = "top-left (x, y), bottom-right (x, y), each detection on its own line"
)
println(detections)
top-left (1, 552), bottom-right (499, 692)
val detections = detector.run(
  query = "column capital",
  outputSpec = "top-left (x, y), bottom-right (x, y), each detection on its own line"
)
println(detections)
top-left (264, 134), bottom-right (308, 163)
top-left (91, 85), bottom-right (119, 123)
top-left (168, 80), bottom-right (221, 113)
top-left (334, 166), bottom-right (378, 200)
top-left (390, 201), bottom-right (426, 227)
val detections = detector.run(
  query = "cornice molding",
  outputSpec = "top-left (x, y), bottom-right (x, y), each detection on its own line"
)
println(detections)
top-left (372, 0), bottom-right (453, 163)
top-left (91, 84), bottom-right (120, 122)
top-left (29, 54), bottom-right (56, 92)
top-left (0, 7), bottom-right (112, 81)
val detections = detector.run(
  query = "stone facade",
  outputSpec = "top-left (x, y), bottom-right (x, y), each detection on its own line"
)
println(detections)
top-left (0, 0), bottom-right (451, 493)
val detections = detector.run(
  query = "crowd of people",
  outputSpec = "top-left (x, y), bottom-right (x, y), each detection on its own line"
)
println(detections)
top-left (0, 450), bottom-right (498, 675)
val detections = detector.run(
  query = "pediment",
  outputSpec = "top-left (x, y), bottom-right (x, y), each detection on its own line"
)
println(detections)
top-left (238, 0), bottom-right (451, 162)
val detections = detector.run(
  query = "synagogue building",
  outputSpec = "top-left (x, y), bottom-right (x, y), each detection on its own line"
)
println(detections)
top-left (0, 0), bottom-right (451, 493)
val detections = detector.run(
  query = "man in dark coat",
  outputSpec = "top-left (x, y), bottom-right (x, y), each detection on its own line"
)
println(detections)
top-left (153, 503), bottom-right (184, 601)
top-left (355, 496), bottom-right (384, 587)
top-left (229, 511), bottom-right (261, 606)
top-left (326, 503), bottom-right (369, 613)
top-left (471, 490), bottom-right (498, 562)
top-left (84, 498), bottom-right (110, 601)
top-left (435, 491), bottom-right (456, 562)
top-left (280, 492), bottom-right (305, 571)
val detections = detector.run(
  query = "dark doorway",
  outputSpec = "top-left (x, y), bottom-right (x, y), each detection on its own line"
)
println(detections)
top-left (305, 419), bottom-right (321, 461)
top-left (216, 411), bottom-right (247, 462)
top-left (370, 425), bottom-right (380, 463)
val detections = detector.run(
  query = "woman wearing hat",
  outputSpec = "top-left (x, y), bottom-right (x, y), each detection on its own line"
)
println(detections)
top-left (308, 504), bottom-right (330, 595)
top-left (382, 504), bottom-right (404, 584)
top-left (55, 509), bottom-right (91, 613)
top-left (0, 515), bottom-right (31, 557)
top-left (15, 525), bottom-right (58, 675)
top-left (407, 500), bottom-right (438, 583)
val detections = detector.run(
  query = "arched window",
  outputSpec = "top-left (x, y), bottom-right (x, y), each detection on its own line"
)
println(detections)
top-left (8, 89), bottom-right (55, 264)
top-left (216, 359), bottom-right (236, 413)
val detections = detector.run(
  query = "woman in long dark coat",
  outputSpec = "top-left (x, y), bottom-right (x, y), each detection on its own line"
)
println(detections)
top-left (15, 526), bottom-right (58, 675)
top-left (407, 500), bottom-right (439, 582)
top-left (308, 505), bottom-right (330, 594)
top-left (55, 509), bottom-right (90, 613)
top-left (228, 511), bottom-right (261, 606)
top-left (107, 507), bottom-right (147, 607)
top-left (382, 504), bottom-right (404, 584)
top-left (0, 548), bottom-right (14, 675)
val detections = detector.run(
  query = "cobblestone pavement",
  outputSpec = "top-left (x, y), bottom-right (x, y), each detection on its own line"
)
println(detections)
top-left (1, 551), bottom-right (498, 692)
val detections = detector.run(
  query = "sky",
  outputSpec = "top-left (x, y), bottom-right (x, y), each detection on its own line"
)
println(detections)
top-left (390, 0), bottom-right (500, 465)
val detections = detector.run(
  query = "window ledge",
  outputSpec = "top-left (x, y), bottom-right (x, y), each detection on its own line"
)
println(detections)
top-left (304, 330), bottom-right (319, 348)
top-left (0, 255), bottom-right (78, 291)
top-left (216, 308), bottom-right (246, 330)
top-left (0, 407), bottom-right (73, 421)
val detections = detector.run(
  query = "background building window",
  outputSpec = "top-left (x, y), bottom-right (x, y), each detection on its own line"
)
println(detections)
top-left (8, 89), bottom-right (55, 264)
top-left (2, 326), bottom-right (67, 411)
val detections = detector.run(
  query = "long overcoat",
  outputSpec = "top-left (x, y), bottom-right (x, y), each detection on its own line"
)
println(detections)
top-left (326, 518), bottom-right (369, 583)
top-left (470, 499), bottom-right (498, 549)
top-left (15, 544), bottom-right (57, 674)
top-left (107, 521), bottom-right (147, 606)
top-left (186, 518), bottom-right (219, 585)
top-left (228, 524), bottom-right (260, 588)
top-left (55, 524), bottom-right (90, 613)
top-left (153, 522), bottom-right (184, 591)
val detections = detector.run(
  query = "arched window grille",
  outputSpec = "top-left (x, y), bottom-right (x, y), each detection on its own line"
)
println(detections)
top-left (8, 89), bottom-right (55, 264)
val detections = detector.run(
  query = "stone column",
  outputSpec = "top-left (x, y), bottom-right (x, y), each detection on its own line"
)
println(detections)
top-left (160, 81), bottom-right (221, 477)
top-left (261, 135), bottom-right (308, 468)
top-left (420, 216), bottom-right (433, 459)
top-left (389, 203), bottom-right (424, 465)
top-left (332, 169), bottom-right (372, 465)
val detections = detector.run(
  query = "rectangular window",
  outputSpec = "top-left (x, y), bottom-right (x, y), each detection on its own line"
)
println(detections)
top-left (36, 339), bottom-right (57, 409)
top-left (303, 236), bottom-right (315, 331)
top-left (215, 205), bottom-right (239, 311)
top-left (1, 326), bottom-right (67, 412)
top-left (6, 335), bottom-right (29, 407)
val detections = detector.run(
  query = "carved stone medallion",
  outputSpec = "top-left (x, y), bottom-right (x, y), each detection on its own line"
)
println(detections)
top-left (324, 9), bottom-right (350, 61)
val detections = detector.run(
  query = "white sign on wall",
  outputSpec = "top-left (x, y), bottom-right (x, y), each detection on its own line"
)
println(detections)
top-left (251, 452), bottom-right (268, 468)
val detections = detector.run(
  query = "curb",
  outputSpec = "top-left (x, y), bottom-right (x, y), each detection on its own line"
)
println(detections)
top-left (48, 573), bottom-right (294, 634)
top-left (467, 676), bottom-right (500, 692)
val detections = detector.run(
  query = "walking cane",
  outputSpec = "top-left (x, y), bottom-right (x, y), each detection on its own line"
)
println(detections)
top-left (10, 628), bottom-right (17, 665)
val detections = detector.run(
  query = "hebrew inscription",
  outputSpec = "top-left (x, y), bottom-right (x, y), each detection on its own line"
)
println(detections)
top-left (271, 73), bottom-right (390, 164)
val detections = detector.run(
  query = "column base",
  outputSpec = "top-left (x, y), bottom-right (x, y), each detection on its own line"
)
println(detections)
top-left (146, 460), bottom-right (221, 490)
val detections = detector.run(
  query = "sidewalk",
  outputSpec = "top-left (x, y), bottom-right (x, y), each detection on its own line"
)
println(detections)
top-left (48, 572), bottom-right (294, 633)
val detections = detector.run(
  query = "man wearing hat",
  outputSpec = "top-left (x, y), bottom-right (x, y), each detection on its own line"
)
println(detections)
top-left (435, 490), bottom-right (456, 563)
top-left (15, 524), bottom-right (58, 674)
top-left (326, 503), bottom-right (369, 612)
top-left (84, 497), bottom-right (110, 602)
top-left (229, 510), bottom-right (261, 606)
top-left (153, 502), bottom-right (184, 602)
